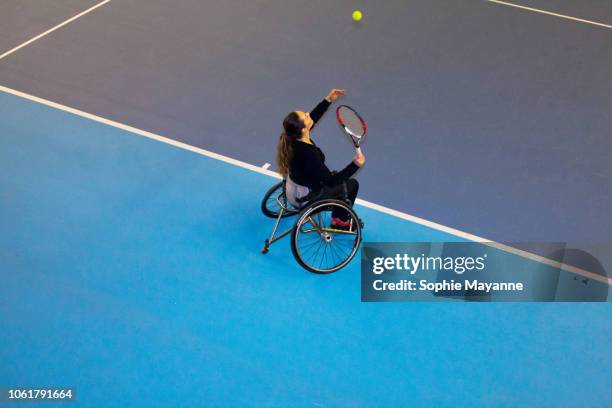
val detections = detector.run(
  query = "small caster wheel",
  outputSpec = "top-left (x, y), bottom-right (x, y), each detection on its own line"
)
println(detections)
top-left (261, 239), bottom-right (270, 254)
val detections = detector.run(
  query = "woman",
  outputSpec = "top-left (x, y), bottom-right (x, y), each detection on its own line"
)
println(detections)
top-left (276, 88), bottom-right (365, 229)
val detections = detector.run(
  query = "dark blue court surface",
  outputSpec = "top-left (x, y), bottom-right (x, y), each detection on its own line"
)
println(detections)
top-left (1, 1), bottom-right (611, 406)
top-left (1, 0), bottom-right (611, 242)
top-left (0, 0), bottom-right (101, 53)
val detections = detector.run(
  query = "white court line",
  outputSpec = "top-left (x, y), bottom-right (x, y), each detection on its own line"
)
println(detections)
top-left (0, 0), bottom-right (112, 61)
top-left (1, 84), bottom-right (610, 286)
top-left (485, 0), bottom-right (612, 30)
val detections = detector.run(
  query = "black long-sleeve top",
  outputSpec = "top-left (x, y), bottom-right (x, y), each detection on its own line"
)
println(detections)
top-left (289, 99), bottom-right (359, 191)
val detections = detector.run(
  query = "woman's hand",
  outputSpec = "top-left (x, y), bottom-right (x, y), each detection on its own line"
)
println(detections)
top-left (352, 151), bottom-right (366, 167)
top-left (325, 88), bottom-right (345, 103)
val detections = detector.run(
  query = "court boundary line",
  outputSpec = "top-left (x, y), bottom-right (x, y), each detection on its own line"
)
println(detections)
top-left (485, 0), bottom-right (612, 30)
top-left (1, 84), bottom-right (610, 286)
top-left (0, 0), bottom-right (112, 61)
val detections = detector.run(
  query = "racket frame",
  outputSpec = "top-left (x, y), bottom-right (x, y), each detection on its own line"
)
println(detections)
top-left (336, 104), bottom-right (367, 153)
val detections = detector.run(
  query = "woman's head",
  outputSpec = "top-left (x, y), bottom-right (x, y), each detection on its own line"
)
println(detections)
top-left (283, 111), bottom-right (314, 138)
top-left (283, 111), bottom-right (302, 138)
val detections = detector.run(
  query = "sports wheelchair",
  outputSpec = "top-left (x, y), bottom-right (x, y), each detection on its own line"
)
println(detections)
top-left (260, 179), bottom-right (362, 274)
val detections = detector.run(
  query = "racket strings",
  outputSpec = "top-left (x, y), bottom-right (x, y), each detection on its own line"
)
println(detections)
top-left (338, 107), bottom-right (366, 138)
top-left (336, 105), bottom-right (367, 148)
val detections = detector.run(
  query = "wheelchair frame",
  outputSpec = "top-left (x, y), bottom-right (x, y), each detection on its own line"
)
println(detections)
top-left (261, 180), bottom-right (362, 274)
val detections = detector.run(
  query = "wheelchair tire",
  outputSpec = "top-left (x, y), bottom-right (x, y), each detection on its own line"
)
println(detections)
top-left (261, 181), bottom-right (295, 218)
top-left (291, 199), bottom-right (362, 274)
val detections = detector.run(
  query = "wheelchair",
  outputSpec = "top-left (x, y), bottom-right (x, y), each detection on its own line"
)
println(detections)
top-left (260, 179), bottom-right (362, 274)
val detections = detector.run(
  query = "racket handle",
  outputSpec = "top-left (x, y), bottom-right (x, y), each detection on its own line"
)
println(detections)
top-left (355, 146), bottom-right (362, 155)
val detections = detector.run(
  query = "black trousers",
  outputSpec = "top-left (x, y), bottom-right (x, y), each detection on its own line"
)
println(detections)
top-left (317, 178), bottom-right (359, 221)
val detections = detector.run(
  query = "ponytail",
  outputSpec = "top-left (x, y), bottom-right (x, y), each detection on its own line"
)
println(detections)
top-left (276, 111), bottom-right (304, 177)
top-left (276, 132), bottom-right (293, 176)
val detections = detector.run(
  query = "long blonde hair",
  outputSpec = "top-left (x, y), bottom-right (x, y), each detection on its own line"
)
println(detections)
top-left (276, 112), bottom-right (304, 176)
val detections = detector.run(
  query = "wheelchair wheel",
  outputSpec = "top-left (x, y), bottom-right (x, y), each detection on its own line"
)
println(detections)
top-left (291, 199), bottom-right (362, 274)
top-left (261, 181), bottom-right (295, 218)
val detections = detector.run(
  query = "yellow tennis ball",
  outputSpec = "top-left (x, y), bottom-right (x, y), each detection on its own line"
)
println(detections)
top-left (352, 9), bottom-right (363, 22)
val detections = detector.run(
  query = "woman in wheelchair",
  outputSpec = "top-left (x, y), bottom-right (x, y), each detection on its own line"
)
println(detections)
top-left (260, 89), bottom-right (365, 273)
top-left (276, 88), bottom-right (365, 231)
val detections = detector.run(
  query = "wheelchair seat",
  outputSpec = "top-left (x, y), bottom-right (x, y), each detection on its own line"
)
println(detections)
top-left (284, 176), bottom-right (311, 209)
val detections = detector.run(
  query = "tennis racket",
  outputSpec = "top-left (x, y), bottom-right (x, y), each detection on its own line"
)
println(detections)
top-left (336, 105), bottom-right (367, 154)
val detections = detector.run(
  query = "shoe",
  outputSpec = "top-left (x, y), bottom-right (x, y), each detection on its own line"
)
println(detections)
top-left (331, 217), bottom-right (354, 232)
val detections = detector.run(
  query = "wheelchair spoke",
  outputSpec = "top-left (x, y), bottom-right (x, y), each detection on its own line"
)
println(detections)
top-left (299, 233), bottom-right (320, 244)
top-left (336, 237), bottom-right (353, 258)
top-left (299, 237), bottom-right (323, 253)
top-left (329, 238), bottom-right (350, 270)
top-left (329, 239), bottom-right (350, 260)
top-left (319, 241), bottom-right (330, 270)
top-left (334, 235), bottom-right (358, 249)
top-left (298, 231), bottom-right (328, 266)
top-left (327, 244), bottom-right (342, 268)
top-left (305, 239), bottom-right (325, 265)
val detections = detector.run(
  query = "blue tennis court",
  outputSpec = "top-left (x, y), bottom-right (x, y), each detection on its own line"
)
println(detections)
top-left (1, 0), bottom-right (611, 406)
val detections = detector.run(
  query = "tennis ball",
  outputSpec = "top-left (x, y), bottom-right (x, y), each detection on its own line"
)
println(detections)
top-left (352, 9), bottom-right (363, 22)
